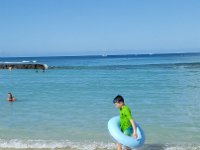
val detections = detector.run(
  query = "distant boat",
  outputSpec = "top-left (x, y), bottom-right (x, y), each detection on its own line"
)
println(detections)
top-left (102, 54), bottom-right (107, 57)
top-left (102, 48), bottom-right (108, 57)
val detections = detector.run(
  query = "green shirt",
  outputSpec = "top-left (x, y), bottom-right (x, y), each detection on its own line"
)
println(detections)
top-left (119, 105), bottom-right (133, 132)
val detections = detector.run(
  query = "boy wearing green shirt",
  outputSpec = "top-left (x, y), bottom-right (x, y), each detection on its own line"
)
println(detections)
top-left (113, 95), bottom-right (138, 150)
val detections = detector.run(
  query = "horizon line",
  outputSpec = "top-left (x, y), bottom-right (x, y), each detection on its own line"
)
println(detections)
top-left (1, 51), bottom-right (200, 58)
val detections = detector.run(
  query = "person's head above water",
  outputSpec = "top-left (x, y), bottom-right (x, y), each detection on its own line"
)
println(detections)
top-left (113, 95), bottom-right (124, 109)
top-left (7, 92), bottom-right (15, 101)
top-left (8, 92), bottom-right (13, 98)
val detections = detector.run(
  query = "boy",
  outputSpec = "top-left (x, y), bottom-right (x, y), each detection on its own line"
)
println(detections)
top-left (113, 95), bottom-right (137, 150)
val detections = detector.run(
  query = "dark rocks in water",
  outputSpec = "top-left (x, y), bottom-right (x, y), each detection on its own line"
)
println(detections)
top-left (0, 64), bottom-right (47, 70)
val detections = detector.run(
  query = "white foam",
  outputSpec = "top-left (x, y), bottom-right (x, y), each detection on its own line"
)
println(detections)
top-left (43, 64), bottom-right (48, 69)
top-left (22, 61), bottom-right (30, 63)
top-left (32, 60), bottom-right (37, 63)
top-left (3, 62), bottom-right (22, 64)
top-left (0, 139), bottom-right (115, 150)
top-left (164, 144), bottom-right (200, 150)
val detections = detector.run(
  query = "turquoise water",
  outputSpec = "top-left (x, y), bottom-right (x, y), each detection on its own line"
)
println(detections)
top-left (0, 53), bottom-right (200, 150)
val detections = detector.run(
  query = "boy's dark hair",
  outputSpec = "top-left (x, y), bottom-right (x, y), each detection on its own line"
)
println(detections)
top-left (8, 92), bottom-right (13, 98)
top-left (113, 95), bottom-right (124, 103)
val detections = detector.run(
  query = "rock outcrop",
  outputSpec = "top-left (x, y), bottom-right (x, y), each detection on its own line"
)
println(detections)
top-left (0, 64), bottom-right (48, 70)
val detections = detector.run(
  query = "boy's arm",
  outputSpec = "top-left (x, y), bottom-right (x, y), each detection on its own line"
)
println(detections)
top-left (130, 118), bottom-right (138, 138)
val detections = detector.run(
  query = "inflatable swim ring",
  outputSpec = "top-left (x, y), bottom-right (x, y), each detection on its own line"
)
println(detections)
top-left (108, 116), bottom-right (145, 148)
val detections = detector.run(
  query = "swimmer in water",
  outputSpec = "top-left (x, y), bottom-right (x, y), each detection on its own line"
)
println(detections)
top-left (7, 92), bottom-right (16, 102)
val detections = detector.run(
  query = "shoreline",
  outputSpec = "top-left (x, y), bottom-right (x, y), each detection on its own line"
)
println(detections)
top-left (0, 138), bottom-right (199, 150)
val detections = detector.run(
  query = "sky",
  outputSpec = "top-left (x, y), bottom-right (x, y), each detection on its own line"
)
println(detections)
top-left (0, 0), bottom-right (200, 57)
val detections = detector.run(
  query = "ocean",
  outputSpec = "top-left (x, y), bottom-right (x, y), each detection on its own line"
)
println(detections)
top-left (0, 53), bottom-right (200, 150)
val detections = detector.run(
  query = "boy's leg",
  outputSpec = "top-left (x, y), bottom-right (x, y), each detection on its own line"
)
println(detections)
top-left (123, 127), bottom-right (133, 150)
top-left (116, 143), bottom-right (122, 150)
top-left (117, 143), bottom-right (132, 150)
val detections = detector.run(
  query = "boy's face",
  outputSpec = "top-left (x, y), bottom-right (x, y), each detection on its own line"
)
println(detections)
top-left (114, 102), bottom-right (123, 109)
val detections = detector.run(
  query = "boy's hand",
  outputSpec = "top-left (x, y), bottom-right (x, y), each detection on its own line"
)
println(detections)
top-left (132, 132), bottom-right (138, 139)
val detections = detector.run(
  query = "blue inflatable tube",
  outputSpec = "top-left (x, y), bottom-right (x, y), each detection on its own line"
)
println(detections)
top-left (108, 116), bottom-right (145, 148)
